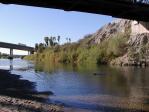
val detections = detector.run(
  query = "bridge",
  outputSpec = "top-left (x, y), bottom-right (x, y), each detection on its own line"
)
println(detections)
top-left (0, 0), bottom-right (149, 21)
top-left (0, 42), bottom-right (34, 59)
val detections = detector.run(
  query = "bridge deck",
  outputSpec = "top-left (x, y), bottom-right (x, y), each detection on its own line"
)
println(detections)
top-left (0, 42), bottom-right (34, 51)
top-left (0, 0), bottom-right (149, 21)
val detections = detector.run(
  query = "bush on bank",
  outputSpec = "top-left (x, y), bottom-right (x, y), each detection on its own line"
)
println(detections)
top-left (24, 33), bottom-right (129, 65)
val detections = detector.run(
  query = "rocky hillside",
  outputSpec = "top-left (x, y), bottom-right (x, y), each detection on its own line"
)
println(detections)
top-left (88, 19), bottom-right (149, 66)
top-left (26, 19), bottom-right (149, 67)
top-left (90, 19), bottom-right (131, 44)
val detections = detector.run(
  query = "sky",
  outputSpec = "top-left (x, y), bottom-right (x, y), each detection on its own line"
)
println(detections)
top-left (0, 4), bottom-right (113, 55)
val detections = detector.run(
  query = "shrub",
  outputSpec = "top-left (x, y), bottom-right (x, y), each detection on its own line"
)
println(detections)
top-left (25, 33), bottom-right (129, 66)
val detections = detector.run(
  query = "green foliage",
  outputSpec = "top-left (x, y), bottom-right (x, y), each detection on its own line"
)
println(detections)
top-left (35, 36), bottom-right (62, 53)
top-left (38, 43), bottom-right (45, 53)
top-left (35, 43), bottom-right (39, 52)
top-left (44, 37), bottom-right (49, 46)
top-left (57, 36), bottom-right (60, 44)
top-left (128, 43), bottom-right (149, 63)
top-left (0, 52), bottom-right (9, 59)
top-left (106, 33), bottom-right (128, 58)
top-left (25, 33), bottom-right (129, 65)
top-left (48, 36), bottom-right (58, 47)
top-left (66, 37), bottom-right (71, 43)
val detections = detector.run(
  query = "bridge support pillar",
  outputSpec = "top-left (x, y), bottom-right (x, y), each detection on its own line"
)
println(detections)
top-left (9, 49), bottom-right (13, 59)
top-left (28, 51), bottom-right (34, 55)
top-left (28, 51), bottom-right (30, 55)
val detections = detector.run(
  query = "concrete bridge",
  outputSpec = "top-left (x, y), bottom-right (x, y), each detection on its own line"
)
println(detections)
top-left (0, 0), bottom-right (149, 21)
top-left (0, 42), bottom-right (34, 59)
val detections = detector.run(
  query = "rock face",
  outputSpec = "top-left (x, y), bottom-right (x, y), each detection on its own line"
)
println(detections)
top-left (90, 19), bottom-right (131, 44)
top-left (89, 19), bottom-right (149, 66)
top-left (131, 21), bottom-right (149, 34)
top-left (128, 33), bottom-right (149, 48)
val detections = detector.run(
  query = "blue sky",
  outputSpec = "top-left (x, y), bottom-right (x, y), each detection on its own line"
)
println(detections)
top-left (0, 4), bottom-right (113, 54)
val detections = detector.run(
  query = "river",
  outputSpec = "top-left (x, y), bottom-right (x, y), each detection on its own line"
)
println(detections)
top-left (0, 59), bottom-right (149, 112)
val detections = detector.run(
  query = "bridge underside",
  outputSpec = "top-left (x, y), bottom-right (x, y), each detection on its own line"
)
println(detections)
top-left (0, 0), bottom-right (149, 21)
top-left (0, 42), bottom-right (34, 59)
top-left (0, 42), bottom-right (34, 52)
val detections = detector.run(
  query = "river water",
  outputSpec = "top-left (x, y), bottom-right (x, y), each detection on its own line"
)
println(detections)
top-left (0, 59), bottom-right (149, 112)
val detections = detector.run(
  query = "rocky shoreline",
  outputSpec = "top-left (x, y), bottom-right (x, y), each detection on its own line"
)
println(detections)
top-left (0, 69), bottom-right (63, 112)
top-left (0, 95), bottom-right (62, 112)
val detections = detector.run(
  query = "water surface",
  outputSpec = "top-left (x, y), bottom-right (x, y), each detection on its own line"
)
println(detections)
top-left (1, 59), bottom-right (149, 111)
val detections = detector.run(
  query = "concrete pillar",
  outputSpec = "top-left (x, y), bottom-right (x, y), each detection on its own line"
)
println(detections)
top-left (28, 51), bottom-right (30, 55)
top-left (28, 51), bottom-right (34, 55)
top-left (10, 49), bottom-right (13, 56)
top-left (9, 49), bottom-right (13, 59)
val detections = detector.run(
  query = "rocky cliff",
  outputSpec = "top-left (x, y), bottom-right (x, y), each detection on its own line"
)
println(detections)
top-left (90, 19), bottom-right (131, 44)
top-left (88, 19), bottom-right (149, 66)
top-left (27, 19), bottom-right (149, 66)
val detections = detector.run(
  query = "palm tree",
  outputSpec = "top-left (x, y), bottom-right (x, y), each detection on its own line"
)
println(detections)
top-left (66, 38), bottom-right (68, 43)
top-left (44, 37), bottom-right (49, 47)
top-left (57, 36), bottom-right (60, 44)
top-left (49, 37), bottom-right (53, 47)
top-left (53, 37), bottom-right (56, 42)
top-left (35, 43), bottom-right (39, 52)
top-left (52, 36), bottom-right (58, 46)
top-left (69, 38), bottom-right (71, 43)
top-left (38, 43), bottom-right (45, 53)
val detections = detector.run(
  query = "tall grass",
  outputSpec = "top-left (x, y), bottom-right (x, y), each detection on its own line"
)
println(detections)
top-left (24, 33), bottom-right (129, 65)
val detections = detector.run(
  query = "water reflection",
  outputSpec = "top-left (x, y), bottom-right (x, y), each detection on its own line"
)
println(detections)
top-left (1, 59), bottom-right (149, 111)
top-left (9, 59), bottom-right (13, 71)
top-left (0, 58), bottom-right (33, 71)
top-left (34, 61), bottom-right (147, 97)
top-left (34, 61), bottom-right (149, 111)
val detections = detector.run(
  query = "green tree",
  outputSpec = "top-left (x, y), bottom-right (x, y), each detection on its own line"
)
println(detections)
top-left (66, 38), bottom-right (68, 43)
top-left (35, 43), bottom-right (39, 52)
top-left (44, 37), bottom-right (49, 47)
top-left (69, 38), bottom-right (71, 43)
top-left (38, 43), bottom-right (45, 53)
top-left (49, 37), bottom-right (54, 47)
top-left (57, 36), bottom-right (60, 44)
top-left (53, 37), bottom-right (57, 46)
top-left (53, 37), bottom-right (56, 42)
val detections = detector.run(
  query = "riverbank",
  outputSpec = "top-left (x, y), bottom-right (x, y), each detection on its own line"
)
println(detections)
top-left (1, 59), bottom-right (149, 112)
top-left (0, 95), bottom-right (62, 112)
top-left (0, 69), bottom-right (63, 112)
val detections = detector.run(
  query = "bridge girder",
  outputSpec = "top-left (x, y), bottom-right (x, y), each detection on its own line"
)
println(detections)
top-left (0, 42), bottom-right (34, 52)
top-left (0, 0), bottom-right (149, 21)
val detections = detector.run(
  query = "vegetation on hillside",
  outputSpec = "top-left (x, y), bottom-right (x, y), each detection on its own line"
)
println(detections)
top-left (24, 32), bottom-right (129, 66)
top-left (128, 41), bottom-right (149, 63)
